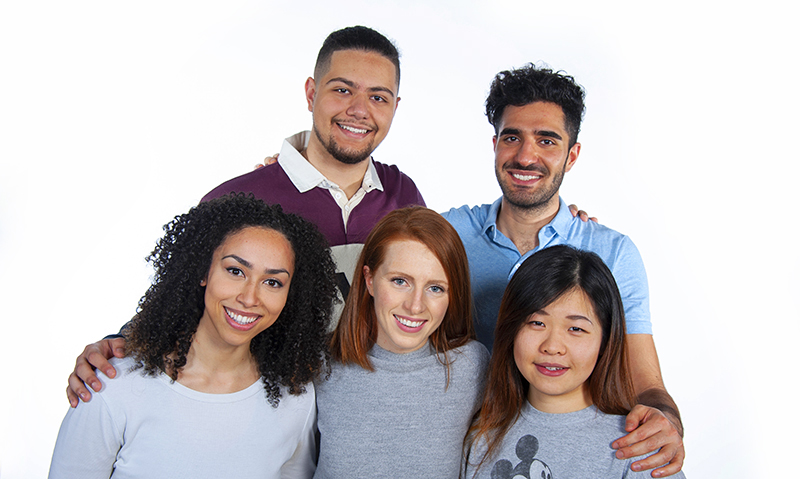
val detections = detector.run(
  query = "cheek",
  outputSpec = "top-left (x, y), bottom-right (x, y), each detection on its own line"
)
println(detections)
top-left (513, 331), bottom-right (534, 370)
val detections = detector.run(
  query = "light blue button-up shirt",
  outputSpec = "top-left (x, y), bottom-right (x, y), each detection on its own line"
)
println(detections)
top-left (443, 197), bottom-right (651, 350)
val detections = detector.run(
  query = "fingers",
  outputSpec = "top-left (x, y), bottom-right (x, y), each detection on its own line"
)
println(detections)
top-left (67, 370), bottom-right (95, 405)
top-left (66, 384), bottom-right (80, 408)
top-left (647, 445), bottom-right (685, 478)
top-left (109, 337), bottom-right (127, 359)
top-left (568, 204), bottom-right (598, 223)
top-left (613, 405), bottom-right (684, 476)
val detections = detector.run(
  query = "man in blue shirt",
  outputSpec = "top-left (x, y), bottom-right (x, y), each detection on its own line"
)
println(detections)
top-left (443, 64), bottom-right (684, 477)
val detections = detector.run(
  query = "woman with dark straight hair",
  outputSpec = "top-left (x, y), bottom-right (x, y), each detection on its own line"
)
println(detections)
top-left (315, 206), bottom-right (490, 478)
top-left (464, 245), bottom-right (685, 478)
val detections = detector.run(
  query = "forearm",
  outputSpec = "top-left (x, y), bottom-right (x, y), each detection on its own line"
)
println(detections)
top-left (637, 387), bottom-right (683, 438)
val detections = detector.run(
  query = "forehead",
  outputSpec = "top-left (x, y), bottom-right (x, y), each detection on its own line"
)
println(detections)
top-left (216, 226), bottom-right (294, 265)
top-left (379, 240), bottom-right (445, 275)
top-left (322, 49), bottom-right (398, 92)
top-left (498, 102), bottom-right (568, 137)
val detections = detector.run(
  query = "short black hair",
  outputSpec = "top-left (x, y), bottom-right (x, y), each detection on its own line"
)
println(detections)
top-left (126, 194), bottom-right (337, 407)
top-left (314, 26), bottom-right (400, 87)
top-left (485, 64), bottom-right (585, 147)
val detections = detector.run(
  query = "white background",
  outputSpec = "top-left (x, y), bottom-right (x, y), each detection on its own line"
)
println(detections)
top-left (1, 1), bottom-right (797, 477)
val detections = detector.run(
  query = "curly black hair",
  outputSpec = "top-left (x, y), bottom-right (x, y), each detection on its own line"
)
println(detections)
top-left (126, 194), bottom-right (337, 406)
top-left (485, 63), bottom-right (586, 147)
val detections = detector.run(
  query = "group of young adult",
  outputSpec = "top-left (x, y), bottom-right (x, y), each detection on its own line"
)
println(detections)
top-left (50, 26), bottom-right (685, 478)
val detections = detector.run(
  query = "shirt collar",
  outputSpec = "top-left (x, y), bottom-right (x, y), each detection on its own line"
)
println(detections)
top-left (277, 130), bottom-right (384, 193)
top-left (482, 196), bottom-right (572, 239)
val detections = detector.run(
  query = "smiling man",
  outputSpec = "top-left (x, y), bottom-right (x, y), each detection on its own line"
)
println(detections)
top-left (65, 26), bottom-right (424, 408)
top-left (442, 64), bottom-right (685, 477)
top-left (202, 26), bottom-right (424, 300)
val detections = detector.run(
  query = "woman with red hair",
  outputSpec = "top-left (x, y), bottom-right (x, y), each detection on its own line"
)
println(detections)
top-left (314, 206), bottom-right (490, 478)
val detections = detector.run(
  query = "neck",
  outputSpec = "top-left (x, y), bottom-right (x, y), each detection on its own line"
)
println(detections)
top-left (528, 384), bottom-right (593, 414)
top-left (495, 195), bottom-right (561, 255)
top-left (174, 320), bottom-right (260, 394)
top-left (303, 135), bottom-right (370, 199)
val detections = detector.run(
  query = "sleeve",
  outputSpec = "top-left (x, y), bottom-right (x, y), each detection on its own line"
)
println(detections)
top-left (279, 389), bottom-right (317, 479)
top-left (612, 236), bottom-right (652, 335)
top-left (48, 394), bottom-right (122, 479)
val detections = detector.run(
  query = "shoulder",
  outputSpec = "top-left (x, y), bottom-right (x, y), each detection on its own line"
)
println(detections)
top-left (371, 159), bottom-right (425, 201)
top-left (442, 203), bottom-right (493, 227)
top-left (450, 340), bottom-right (490, 368)
top-left (200, 163), bottom-right (289, 203)
top-left (371, 159), bottom-right (416, 186)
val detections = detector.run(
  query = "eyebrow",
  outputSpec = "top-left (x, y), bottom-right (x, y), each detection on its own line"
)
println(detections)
top-left (222, 254), bottom-right (290, 276)
top-left (534, 310), bottom-right (593, 323)
top-left (385, 270), bottom-right (448, 286)
top-left (498, 127), bottom-right (563, 141)
top-left (326, 77), bottom-right (396, 99)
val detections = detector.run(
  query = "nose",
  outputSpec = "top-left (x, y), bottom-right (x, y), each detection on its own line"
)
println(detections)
top-left (404, 289), bottom-right (426, 315)
top-left (514, 139), bottom-right (541, 167)
top-left (237, 280), bottom-right (259, 308)
top-left (346, 93), bottom-right (369, 120)
top-left (540, 330), bottom-right (566, 356)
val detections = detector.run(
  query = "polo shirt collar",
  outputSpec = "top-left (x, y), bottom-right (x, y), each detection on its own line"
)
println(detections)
top-left (278, 130), bottom-right (384, 194)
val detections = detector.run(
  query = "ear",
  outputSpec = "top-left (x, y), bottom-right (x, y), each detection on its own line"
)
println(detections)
top-left (363, 265), bottom-right (375, 297)
top-left (304, 77), bottom-right (316, 112)
top-left (492, 135), bottom-right (498, 151)
top-left (564, 142), bottom-right (581, 173)
top-left (200, 277), bottom-right (207, 287)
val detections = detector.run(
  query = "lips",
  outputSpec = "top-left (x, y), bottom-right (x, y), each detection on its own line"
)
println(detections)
top-left (394, 314), bottom-right (426, 332)
top-left (535, 363), bottom-right (569, 377)
top-left (224, 306), bottom-right (261, 331)
top-left (338, 123), bottom-right (370, 134)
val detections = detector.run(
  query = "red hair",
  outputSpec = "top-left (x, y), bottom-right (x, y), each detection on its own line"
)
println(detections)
top-left (330, 207), bottom-right (475, 374)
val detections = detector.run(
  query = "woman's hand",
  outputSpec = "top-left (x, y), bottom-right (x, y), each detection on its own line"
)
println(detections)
top-left (66, 338), bottom-right (127, 407)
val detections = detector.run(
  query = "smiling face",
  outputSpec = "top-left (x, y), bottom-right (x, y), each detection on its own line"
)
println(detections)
top-left (364, 240), bottom-right (450, 355)
top-left (305, 49), bottom-right (399, 165)
top-left (197, 226), bottom-right (294, 353)
top-left (513, 287), bottom-right (603, 413)
top-left (493, 102), bottom-right (581, 212)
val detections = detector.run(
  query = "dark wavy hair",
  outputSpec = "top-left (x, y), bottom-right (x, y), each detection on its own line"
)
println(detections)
top-left (466, 245), bottom-right (636, 474)
top-left (331, 207), bottom-right (475, 382)
top-left (314, 25), bottom-right (401, 87)
top-left (485, 63), bottom-right (585, 147)
top-left (126, 194), bottom-right (337, 406)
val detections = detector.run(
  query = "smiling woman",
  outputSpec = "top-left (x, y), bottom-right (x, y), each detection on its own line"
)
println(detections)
top-left (48, 194), bottom-right (337, 479)
top-left (315, 206), bottom-right (490, 478)
top-left (463, 246), bottom-right (685, 479)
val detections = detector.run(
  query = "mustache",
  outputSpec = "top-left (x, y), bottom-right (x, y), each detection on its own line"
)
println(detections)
top-left (502, 163), bottom-right (548, 175)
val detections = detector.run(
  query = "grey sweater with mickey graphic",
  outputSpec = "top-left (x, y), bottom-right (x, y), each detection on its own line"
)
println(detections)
top-left (465, 403), bottom-right (686, 479)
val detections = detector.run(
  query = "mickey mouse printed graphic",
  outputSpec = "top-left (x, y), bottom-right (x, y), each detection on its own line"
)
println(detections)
top-left (490, 435), bottom-right (552, 479)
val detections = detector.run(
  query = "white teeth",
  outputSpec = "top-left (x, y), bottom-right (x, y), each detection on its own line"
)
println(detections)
top-left (395, 316), bottom-right (423, 328)
top-left (545, 367), bottom-right (564, 371)
top-left (226, 308), bottom-right (257, 325)
top-left (340, 124), bottom-right (368, 134)
top-left (512, 173), bottom-right (541, 181)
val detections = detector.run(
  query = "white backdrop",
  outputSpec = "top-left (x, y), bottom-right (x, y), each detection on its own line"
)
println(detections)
top-left (1, 1), bottom-right (797, 477)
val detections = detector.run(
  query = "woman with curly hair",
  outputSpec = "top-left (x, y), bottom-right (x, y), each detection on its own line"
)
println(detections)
top-left (314, 206), bottom-right (490, 478)
top-left (50, 194), bottom-right (337, 478)
top-left (463, 245), bottom-right (685, 479)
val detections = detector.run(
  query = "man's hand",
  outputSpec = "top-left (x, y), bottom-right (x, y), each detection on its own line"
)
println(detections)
top-left (66, 338), bottom-right (127, 407)
top-left (613, 404), bottom-right (684, 477)
top-left (255, 153), bottom-right (280, 170)
top-left (568, 204), bottom-right (598, 223)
